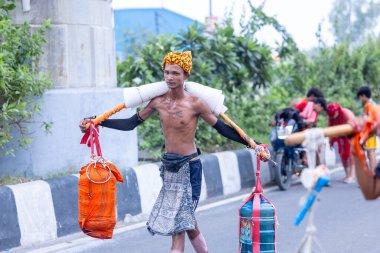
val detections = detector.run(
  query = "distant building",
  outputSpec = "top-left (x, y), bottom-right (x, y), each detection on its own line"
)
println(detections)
top-left (114, 8), bottom-right (202, 60)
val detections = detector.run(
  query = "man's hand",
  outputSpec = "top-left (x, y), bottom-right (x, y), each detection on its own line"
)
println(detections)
top-left (304, 121), bottom-right (316, 129)
top-left (255, 144), bottom-right (271, 162)
top-left (350, 115), bottom-right (366, 133)
top-left (79, 119), bottom-right (92, 133)
top-left (352, 115), bottom-right (377, 149)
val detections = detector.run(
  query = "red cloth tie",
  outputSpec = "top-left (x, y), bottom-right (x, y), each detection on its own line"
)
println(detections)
top-left (80, 122), bottom-right (102, 157)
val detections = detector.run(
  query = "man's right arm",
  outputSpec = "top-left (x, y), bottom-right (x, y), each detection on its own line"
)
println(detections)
top-left (79, 99), bottom-right (156, 132)
top-left (100, 99), bottom-right (157, 131)
top-left (99, 113), bottom-right (144, 131)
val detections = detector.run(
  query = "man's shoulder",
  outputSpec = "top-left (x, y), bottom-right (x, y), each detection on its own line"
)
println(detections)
top-left (342, 107), bottom-right (352, 113)
top-left (365, 101), bottom-right (376, 114)
top-left (365, 99), bottom-right (377, 107)
top-left (342, 107), bottom-right (354, 117)
top-left (185, 93), bottom-right (205, 108)
top-left (185, 92), bottom-right (201, 102)
top-left (150, 94), bottom-right (167, 103)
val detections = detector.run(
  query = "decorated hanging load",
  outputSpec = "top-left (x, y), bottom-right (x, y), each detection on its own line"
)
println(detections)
top-left (239, 156), bottom-right (277, 253)
top-left (79, 122), bottom-right (124, 239)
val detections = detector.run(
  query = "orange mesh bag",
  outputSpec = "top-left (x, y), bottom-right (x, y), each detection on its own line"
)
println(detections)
top-left (79, 122), bottom-right (124, 239)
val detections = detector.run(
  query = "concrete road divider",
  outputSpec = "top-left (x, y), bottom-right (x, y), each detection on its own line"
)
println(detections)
top-left (0, 149), bottom-right (279, 251)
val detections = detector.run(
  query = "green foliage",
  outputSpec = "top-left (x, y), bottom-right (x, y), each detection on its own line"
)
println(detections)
top-left (117, 4), bottom-right (295, 158)
top-left (0, 1), bottom-right (52, 156)
top-left (230, 36), bottom-right (380, 142)
top-left (117, 1), bottom-right (380, 159)
top-left (267, 37), bottom-right (380, 127)
top-left (0, 0), bottom-right (16, 16)
top-left (329, 0), bottom-right (380, 45)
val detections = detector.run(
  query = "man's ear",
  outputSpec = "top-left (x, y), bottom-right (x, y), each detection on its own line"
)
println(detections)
top-left (184, 73), bottom-right (190, 80)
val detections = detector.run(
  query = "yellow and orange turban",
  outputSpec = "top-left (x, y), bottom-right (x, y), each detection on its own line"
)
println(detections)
top-left (161, 51), bottom-right (192, 75)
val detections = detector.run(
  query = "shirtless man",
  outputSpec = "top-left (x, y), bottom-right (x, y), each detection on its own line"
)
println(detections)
top-left (80, 51), bottom-right (269, 253)
top-left (326, 103), bottom-right (356, 183)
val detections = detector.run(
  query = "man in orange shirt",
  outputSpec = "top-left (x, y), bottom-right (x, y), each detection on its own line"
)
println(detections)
top-left (357, 86), bottom-right (377, 172)
top-left (352, 104), bottom-right (380, 200)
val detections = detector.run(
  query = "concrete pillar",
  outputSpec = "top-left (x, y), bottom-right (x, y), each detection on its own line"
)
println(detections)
top-left (11, 0), bottom-right (116, 88)
top-left (1, 0), bottom-right (138, 177)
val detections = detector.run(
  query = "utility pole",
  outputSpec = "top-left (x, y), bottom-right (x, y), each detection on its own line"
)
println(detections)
top-left (348, 0), bottom-right (352, 46)
top-left (154, 11), bottom-right (159, 35)
top-left (209, 0), bottom-right (212, 17)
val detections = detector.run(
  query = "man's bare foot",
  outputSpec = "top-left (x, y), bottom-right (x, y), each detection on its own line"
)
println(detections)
top-left (343, 177), bottom-right (355, 184)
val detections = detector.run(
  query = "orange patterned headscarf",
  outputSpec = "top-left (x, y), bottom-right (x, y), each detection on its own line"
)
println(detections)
top-left (161, 51), bottom-right (192, 75)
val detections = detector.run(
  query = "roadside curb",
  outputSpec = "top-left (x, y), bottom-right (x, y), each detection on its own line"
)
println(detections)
top-left (0, 149), bottom-right (269, 251)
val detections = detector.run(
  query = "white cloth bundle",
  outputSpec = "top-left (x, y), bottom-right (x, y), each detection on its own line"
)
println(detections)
top-left (302, 128), bottom-right (325, 170)
top-left (185, 82), bottom-right (227, 114)
top-left (122, 81), bottom-right (227, 115)
top-left (123, 82), bottom-right (168, 108)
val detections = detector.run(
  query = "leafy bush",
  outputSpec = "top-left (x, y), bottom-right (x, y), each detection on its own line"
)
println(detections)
top-left (0, 0), bottom-right (52, 156)
top-left (270, 37), bottom-right (380, 119)
top-left (117, 4), bottom-right (295, 158)
top-left (117, 1), bottom-right (380, 160)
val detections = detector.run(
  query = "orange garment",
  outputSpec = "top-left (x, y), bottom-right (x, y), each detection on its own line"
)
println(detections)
top-left (376, 105), bottom-right (380, 128)
top-left (353, 103), bottom-right (380, 177)
top-left (352, 134), bottom-right (373, 177)
top-left (78, 160), bottom-right (124, 239)
top-left (162, 51), bottom-right (192, 74)
top-left (361, 103), bottom-right (379, 144)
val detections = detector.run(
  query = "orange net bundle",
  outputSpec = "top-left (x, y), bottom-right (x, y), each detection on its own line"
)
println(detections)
top-left (78, 159), bottom-right (123, 239)
top-left (79, 122), bottom-right (124, 239)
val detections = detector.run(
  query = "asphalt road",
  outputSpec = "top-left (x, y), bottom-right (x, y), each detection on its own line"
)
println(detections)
top-left (10, 170), bottom-right (380, 253)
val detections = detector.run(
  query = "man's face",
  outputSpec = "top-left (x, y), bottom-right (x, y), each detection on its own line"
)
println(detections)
top-left (358, 95), bottom-right (367, 104)
top-left (308, 95), bottom-right (316, 102)
top-left (313, 103), bottom-right (323, 113)
top-left (164, 64), bottom-right (189, 89)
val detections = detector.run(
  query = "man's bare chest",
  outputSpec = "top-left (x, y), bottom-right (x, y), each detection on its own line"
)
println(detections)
top-left (159, 109), bottom-right (192, 127)
top-left (157, 102), bottom-right (197, 129)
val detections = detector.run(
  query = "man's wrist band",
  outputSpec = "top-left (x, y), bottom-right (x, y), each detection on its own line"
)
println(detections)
top-left (137, 112), bottom-right (144, 122)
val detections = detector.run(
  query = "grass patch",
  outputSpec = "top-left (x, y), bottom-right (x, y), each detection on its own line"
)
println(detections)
top-left (0, 177), bottom-right (34, 186)
top-left (0, 169), bottom-right (78, 186)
